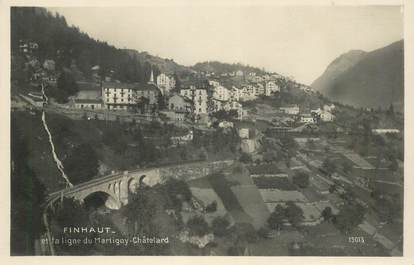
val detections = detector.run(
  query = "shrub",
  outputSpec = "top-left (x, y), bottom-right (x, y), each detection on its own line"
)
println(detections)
top-left (212, 216), bottom-right (230, 237)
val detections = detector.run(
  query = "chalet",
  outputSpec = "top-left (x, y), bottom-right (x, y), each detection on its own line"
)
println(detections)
top-left (168, 94), bottom-right (193, 113)
top-left (300, 114), bottom-right (316, 124)
top-left (311, 107), bottom-right (335, 122)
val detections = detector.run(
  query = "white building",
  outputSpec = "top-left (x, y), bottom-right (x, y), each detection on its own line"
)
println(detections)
top-left (180, 86), bottom-right (209, 115)
top-left (102, 82), bottom-right (160, 111)
top-left (311, 107), bottom-right (335, 122)
top-left (230, 86), bottom-right (243, 102)
top-left (280, 105), bottom-right (300, 115)
top-left (300, 114), bottom-right (316, 124)
top-left (255, 83), bottom-right (265, 96)
top-left (209, 80), bottom-right (220, 87)
top-left (156, 73), bottom-right (175, 95)
top-left (238, 128), bottom-right (250, 139)
top-left (265, 81), bottom-right (280, 96)
top-left (212, 98), bottom-right (226, 112)
top-left (74, 99), bottom-right (102, 110)
top-left (372, 129), bottom-right (400, 134)
top-left (240, 85), bottom-right (257, 101)
top-left (320, 111), bottom-right (335, 122)
top-left (224, 101), bottom-right (244, 120)
top-left (213, 85), bottom-right (231, 101)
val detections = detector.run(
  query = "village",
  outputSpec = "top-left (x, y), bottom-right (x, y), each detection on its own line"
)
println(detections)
top-left (12, 36), bottom-right (403, 256)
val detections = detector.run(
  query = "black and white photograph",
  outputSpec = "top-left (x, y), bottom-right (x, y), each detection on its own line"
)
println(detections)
top-left (5, 0), bottom-right (410, 258)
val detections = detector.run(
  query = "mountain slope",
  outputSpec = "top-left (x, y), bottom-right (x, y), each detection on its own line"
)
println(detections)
top-left (311, 40), bottom-right (404, 111)
top-left (192, 61), bottom-right (266, 75)
top-left (11, 7), bottom-right (192, 84)
top-left (312, 50), bottom-right (366, 94)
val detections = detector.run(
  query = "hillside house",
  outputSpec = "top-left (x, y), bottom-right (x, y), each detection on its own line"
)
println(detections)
top-left (213, 85), bottom-right (231, 101)
top-left (74, 99), bottom-right (102, 110)
top-left (168, 94), bottom-right (193, 113)
top-left (180, 86), bottom-right (209, 115)
top-left (255, 83), bottom-right (265, 96)
top-left (265, 81), bottom-right (280, 96)
top-left (102, 81), bottom-right (160, 112)
top-left (311, 108), bottom-right (335, 122)
top-left (224, 101), bottom-right (244, 120)
top-left (156, 73), bottom-right (175, 95)
top-left (280, 105), bottom-right (300, 115)
top-left (300, 114), bottom-right (316, 124)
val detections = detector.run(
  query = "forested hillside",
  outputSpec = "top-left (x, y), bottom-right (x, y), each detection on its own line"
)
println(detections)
top-left (11, 7), bottom-right (168, 83)
top-left (192, 61), bottom-right (266, 75)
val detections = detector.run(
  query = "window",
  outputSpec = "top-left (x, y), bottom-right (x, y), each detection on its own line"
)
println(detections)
top-left (91, 105), bottom-right (95, 110)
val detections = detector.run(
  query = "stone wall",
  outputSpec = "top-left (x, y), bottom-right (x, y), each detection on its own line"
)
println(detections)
top-left (159, 160), bottom-right (234, 182)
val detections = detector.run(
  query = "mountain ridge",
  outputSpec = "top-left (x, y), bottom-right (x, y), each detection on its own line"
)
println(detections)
top-left (311, 40), bottom-right (404, 111)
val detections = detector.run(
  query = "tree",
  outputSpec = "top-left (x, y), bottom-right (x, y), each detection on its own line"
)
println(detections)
top-left (333, 203), bottom-right (365, 233)
top-left (187, 216), bottom-right (209, 236)
top-left (205, 201), bottom-right (217, 213)
top-left (102, 127), bottom-right (128, 155)
top-left (232, 223), bottom-right (258, 243)
top-left (212, 216), bottom-right (230, 237)
top-left (162, 178), bottom-right (192, 211)
top-left (123, 189), bottom-right (158, 234)
top-left (55, 71), bottom-right (78, 103)
top-left (267, 204), bottom-right (285, 230)
top-left (239, 153), bottom-right (252, 164)
top-left (64, 143), bottom-right (99, 185)
top-left (322, 158), bottom-right (336, 175)
top-left (292, 171), bottom-right (310, 188)
top-left (53, 197), bottom-right (96, 255)
top-left (284, 202), bottom-right (304, 227)
top-left (11, 119), bottom-right (46, 255)
top-left (321, 206), bottom-right (333, 222)
top-left (342, 160), bottom-right (353, 174)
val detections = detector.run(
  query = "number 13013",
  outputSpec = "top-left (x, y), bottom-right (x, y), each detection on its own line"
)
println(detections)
top-left (348, 236), bottom-right (365, 243)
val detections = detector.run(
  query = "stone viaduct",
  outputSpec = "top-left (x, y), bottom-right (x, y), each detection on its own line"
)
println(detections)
top-left (47, 160), bottom-right (234, 209)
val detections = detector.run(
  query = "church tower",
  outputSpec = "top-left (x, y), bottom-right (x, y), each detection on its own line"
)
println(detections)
top-left (149, 68), bottom-right (155, 84)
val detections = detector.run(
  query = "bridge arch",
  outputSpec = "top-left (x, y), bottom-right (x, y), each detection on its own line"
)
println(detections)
top-left (128, 177), bottom-right (139, 194)
top-left (79, 190), bottom-right (121, 210)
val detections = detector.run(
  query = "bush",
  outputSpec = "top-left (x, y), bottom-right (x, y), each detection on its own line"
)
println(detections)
top-left (258, 227), bottom-right (271, 238)
top-left (268, 204), bottom-right (285, 230)
top-left (212, 216), bottom-right (230, 237)
top-left (239, 153), bottom-right (252, 163)
top-left (292, 171), bottom-right (310, 188)
top-left (162, 178), bottom-right (192, 211)
top-left (187, 216), bottom-right (209, 236)
top-left (233, 223), bottom-right (258, 243)
top-left (205, 201), bottom-right (217, 213)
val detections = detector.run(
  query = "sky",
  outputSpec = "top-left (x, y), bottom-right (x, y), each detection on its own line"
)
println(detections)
top-left (48, 5), bottom-right (403, 85)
